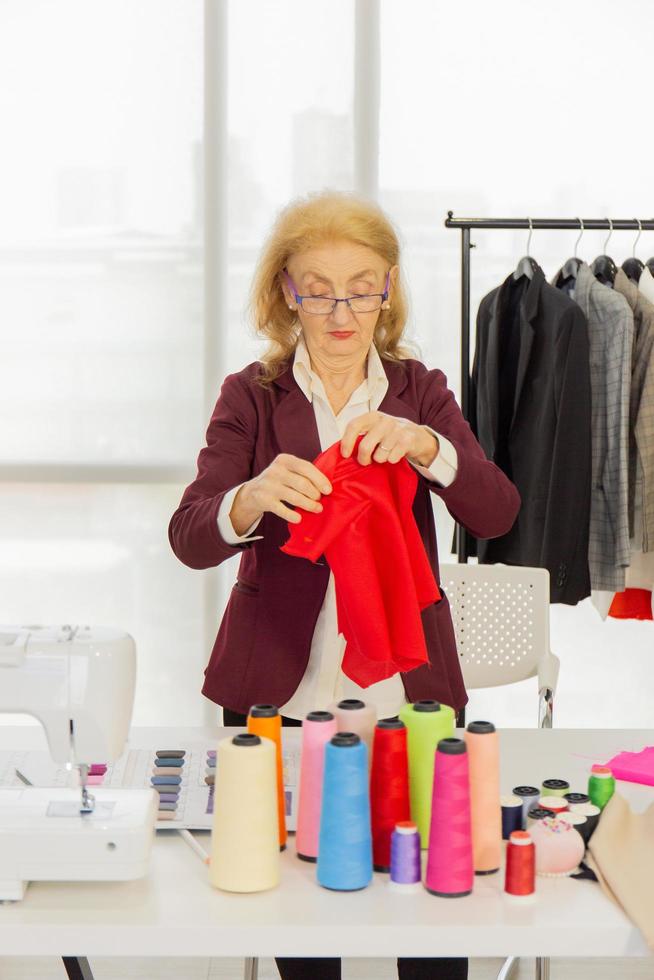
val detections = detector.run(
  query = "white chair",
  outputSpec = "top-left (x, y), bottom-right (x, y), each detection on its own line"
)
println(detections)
top-left (440, 562), bottom-right (559, 729)
top-left (441, 562), bottom-right (559, 980)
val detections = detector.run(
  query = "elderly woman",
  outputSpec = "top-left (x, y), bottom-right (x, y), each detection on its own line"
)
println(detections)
top-left (169, 192), bottom-right (520, 980)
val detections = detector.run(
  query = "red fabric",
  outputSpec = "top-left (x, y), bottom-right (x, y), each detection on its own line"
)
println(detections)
top-left (280, 436), bottom-right (441, 687)
top-left (608, 588), bottom-right (653, 621)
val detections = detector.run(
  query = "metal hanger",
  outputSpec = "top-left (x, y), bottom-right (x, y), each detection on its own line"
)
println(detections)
top-left (513, 218), bottom-right (541, 280)
top-left (591, 218), bottom-right (617, 287)
top-left (621, 219), bottom-right (645, 283)
top-left (557, 217), bottom-right (584, 284)
top-left (645, 217), bottom-right (654, 275)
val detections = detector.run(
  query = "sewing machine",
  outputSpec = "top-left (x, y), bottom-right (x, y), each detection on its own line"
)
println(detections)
top-left (0, 625), bottom-right (157, 900)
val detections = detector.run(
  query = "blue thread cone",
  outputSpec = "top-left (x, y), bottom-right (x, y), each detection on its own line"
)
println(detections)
top-left (317, 733), bottom-right (372, 891)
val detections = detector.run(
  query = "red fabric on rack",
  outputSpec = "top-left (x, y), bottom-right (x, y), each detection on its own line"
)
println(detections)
top-left (608, 588), bottom-right (653, 621)
top-left (280, 436), bottom-right (441, 688)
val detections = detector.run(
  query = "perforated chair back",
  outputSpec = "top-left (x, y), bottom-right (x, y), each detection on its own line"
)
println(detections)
top-left (439, 563), bottom-right (558, 695)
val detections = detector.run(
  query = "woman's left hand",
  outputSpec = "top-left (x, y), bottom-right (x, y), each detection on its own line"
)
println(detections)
top-left (340, 412), bottom-right (439, 467)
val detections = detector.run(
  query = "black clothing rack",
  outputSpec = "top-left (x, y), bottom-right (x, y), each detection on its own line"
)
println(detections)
top-left (444, 212), bottom-right (654, 562)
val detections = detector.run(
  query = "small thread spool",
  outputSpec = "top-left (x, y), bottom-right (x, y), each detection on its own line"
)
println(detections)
top-left (512, 785), bottom-right (540, 829)
top-left (568, 802), bottom-right (600, 841)
top-left (588, 765), bottom-right (615, 811)
top-left (317, 733), bottom-right (372, 891)
top-left (563, 792), bottom-right (590, 807)
top-left (296, 710), bottom-right (338, 862)
top-left (557, 810), bottom-right (589, 841)
top-left (209, 734), bottom-right (279, 893)
top-left (247, 704), bottom-right (287, 850)
top-left (527, 806), bottom-right (556, 827)
top-left (541, 779), bottom-right (570, 798)
top-left (329, 699), bottom-right (377, 759)
top-left (424, 738), bottom-right (473, 898)
top-left (370, 718), bottom-right (411, 872)
top-left (389, 821), bottom-right (421, 892)
top-left (538, 795), bottom-right (568, 815)
top-left (398, 700), bottom-right (455, 847)
top-left (504, 830), bottom-right (535, 900)
top-left (501, 794), bottom-right (524, 840)
top-left (465, 721), bottom-right (501, 875)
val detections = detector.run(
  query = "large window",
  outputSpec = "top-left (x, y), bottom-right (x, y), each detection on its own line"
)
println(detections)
top-left (0, 1), bottom-right (204, 724)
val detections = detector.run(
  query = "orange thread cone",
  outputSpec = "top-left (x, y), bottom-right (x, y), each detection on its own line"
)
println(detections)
top-left (247, 705), bottom-right (287, 850)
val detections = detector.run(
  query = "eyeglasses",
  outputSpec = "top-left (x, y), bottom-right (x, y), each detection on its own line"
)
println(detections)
top-left (282, 268), bottom-right (390, 315)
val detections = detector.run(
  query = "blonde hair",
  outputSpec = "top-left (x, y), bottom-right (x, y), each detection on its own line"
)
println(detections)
top-left (248, 190), bottom-right (415, 385)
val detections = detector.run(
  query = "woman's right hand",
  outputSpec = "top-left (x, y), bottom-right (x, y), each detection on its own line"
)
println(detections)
top-left (229, 453), bottom-right (332, 535)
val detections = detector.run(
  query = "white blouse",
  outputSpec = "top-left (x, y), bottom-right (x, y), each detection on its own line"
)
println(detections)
top-left (217, 337), bottom-right (458, 719)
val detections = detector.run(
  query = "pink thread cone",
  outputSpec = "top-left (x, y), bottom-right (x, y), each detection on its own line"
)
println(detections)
top-left (328, 699), bottom-right (377, 760)
top-left (425, 737), bottom-right (473, 897)
top-left (296, 710), bottom-right (338, 861)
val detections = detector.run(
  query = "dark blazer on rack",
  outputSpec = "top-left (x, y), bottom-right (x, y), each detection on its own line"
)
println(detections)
top-left (168, 355), bottom-right (520, 714)
top-left (470, 268), bottom-right (592, 604)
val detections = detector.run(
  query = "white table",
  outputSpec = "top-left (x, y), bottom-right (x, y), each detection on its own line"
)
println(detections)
top-left (0, 726), bottom-right (652, 964)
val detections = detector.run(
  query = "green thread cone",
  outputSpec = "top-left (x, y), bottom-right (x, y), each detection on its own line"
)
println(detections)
top-left (398, 700), bottom-right (455, 847)
top-left (588, 767), bottom-right (615, 811)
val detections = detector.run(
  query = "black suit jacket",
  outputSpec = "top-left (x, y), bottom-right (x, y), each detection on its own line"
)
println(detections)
top-left (469, 268), bottom-right (592, 604)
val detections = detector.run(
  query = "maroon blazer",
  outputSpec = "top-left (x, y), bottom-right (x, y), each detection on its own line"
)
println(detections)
top-left (168, 356), bottom-right (521, 714)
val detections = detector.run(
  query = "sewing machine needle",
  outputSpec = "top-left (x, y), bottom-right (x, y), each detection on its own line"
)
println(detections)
top-left (14, 769), bottom-right (33, 787)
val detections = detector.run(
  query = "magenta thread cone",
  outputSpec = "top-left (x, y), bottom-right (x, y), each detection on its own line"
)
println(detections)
top-left (425, 737), bottom-right (473, 897)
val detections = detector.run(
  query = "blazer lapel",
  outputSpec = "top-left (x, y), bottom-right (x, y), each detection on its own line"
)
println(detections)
top-left (512, 316), bottom-right (535, 422)
top-left (271, 368), bottom-right (322, 461)
top-left (378, 359), bottom-right (416, 421)
top-left (483, 288), bottom-right (502, 457)
top-left (378, 391), bottom-right (419, 424)
top-left (511, 270), bottom-right (542, 426)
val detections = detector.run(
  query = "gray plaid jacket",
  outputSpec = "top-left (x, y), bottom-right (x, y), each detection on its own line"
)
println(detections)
top-left (614, 270), bottom-right (654, 552)
top-left (562, 264), bottom-right (634, 590)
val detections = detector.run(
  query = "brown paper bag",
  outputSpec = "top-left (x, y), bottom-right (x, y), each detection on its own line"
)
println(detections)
top-left (585, 792), bottom-right (654, 949)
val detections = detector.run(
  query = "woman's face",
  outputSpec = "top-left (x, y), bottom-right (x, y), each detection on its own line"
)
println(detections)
top-left (282, 240), bottom-right (397, 361)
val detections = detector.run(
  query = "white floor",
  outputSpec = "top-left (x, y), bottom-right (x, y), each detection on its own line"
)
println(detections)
top-left (1, 958), bottom-right (654, 979)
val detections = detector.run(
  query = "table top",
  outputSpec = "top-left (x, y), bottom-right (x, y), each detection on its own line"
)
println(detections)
top-left (0, 725), bottom-right (652, 959)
